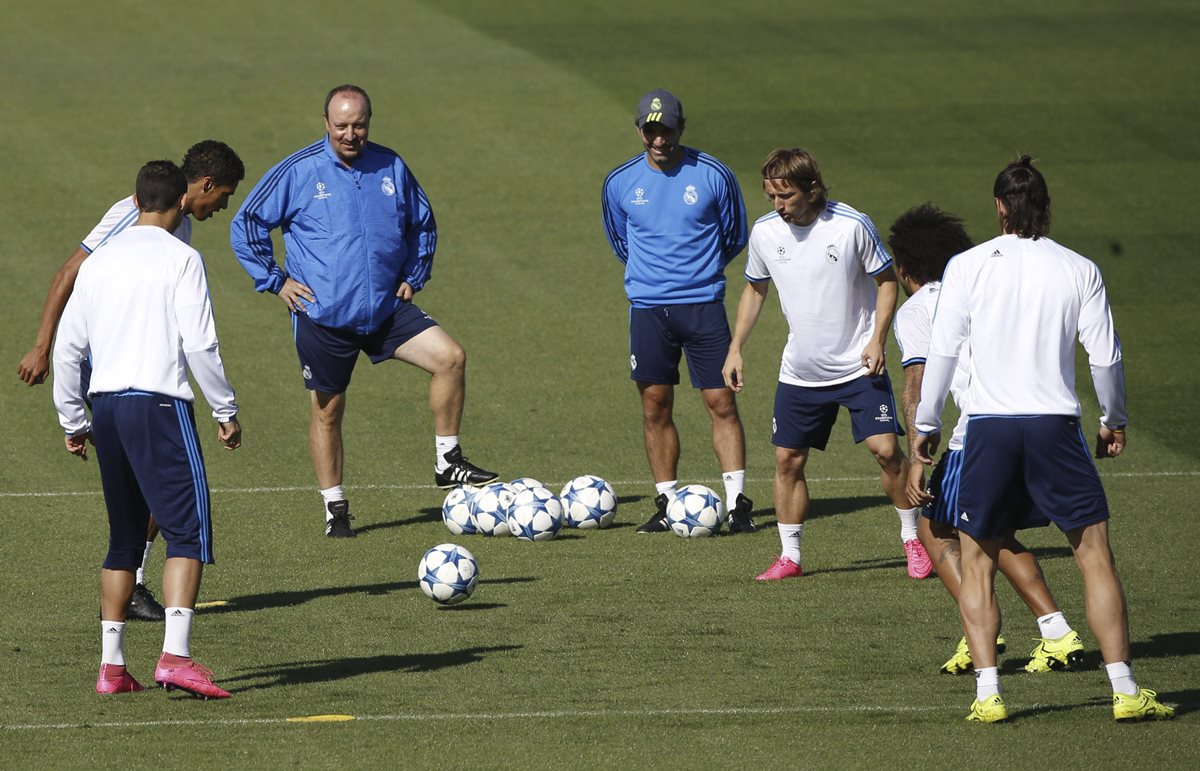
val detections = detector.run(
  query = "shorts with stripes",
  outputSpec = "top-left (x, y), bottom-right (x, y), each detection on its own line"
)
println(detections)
top-left (956, 415), bottom-right (1105, 540)
top-left (90, 391), bottom-right (215, 567)
top-left (921, 447), bottom-right (1051, 531)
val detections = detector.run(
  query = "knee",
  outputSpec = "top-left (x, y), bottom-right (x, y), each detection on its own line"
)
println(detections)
top-left (775, 448), bottom-right (807, 478)
top-left (704, 390), bottom-right (740, 423)
top-left (869, 441), bottom-right (904, 472)
top-left (438, 340), bottom-right (466, 376)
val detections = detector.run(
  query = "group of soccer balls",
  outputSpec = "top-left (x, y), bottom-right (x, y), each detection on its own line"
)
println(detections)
top-left (418, 478), bottom-right (729, 605)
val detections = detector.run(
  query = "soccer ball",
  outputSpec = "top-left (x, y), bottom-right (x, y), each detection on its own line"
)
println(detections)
top-left (509, 476), bottom-right (544, 493)
top-left (441, 485), bottom-right (479, 535)
top-left (560, 475), bottom-right (617, 529)
top-left (507, 486), bottom-right (564, 541)
top-left (666, 484), bottom-right (725, 538)
top-left (471, 482), bottom-right (515, 537)
top-left (417, 543), bottom-right (478, 605)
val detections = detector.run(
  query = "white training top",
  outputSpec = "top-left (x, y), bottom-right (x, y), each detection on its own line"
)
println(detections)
top-left (53, 225), bottom-right (237, 434)
top-left (915, 234), bottom-right (1127, 434)
top-left (745, 200), bottom-right (893, 386)
top-left (894, 281), bottom-right (969, 450)
top-left (81, 195), bottom-right (192, 252)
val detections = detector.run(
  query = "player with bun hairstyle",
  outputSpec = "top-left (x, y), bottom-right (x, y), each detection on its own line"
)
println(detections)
top-left (914, 156), bottom-right (1174, 723)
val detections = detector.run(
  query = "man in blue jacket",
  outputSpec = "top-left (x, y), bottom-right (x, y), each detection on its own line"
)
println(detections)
top-left (602, 89), bottom-right (755, 535)
top-left (231, 84), bottom-right (497, 538)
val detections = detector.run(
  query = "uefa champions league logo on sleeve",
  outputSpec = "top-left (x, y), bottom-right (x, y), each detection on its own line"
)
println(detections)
top-left (683, 185), bottom-right (698, 205)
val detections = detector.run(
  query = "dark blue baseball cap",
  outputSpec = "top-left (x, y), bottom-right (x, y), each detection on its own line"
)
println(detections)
top-left (635, 89), bottom-right (684, 130)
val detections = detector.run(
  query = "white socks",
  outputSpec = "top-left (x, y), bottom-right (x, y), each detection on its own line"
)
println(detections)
top-left (655, 480), bottom-right (677, 497)
top-left (778, 523), bottom-right (803, 564)
top-left (136, 540), bottom-right (154, 585)
top-left (320, 485), bottom-right (346, 521)
top-left (163, 607), bottom-right (194, 658)
top-left (101, 620), bottom-right (126, 666)
top-left (435, 435), bottom-right (458, 472)
top-left (722, 470), bottom-right (745, 509)
top-left (975, 667), bottom-right (1000, 700)
top-left (1106, 661), bottom-right (1138, 696)
top-left (1036, 611), bottom-right (1072, 640)
top-left (896, 507), bottom-right (920, 542)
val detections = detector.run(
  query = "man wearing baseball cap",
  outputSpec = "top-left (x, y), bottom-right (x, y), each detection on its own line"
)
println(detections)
top-left (602, 89), bottom-right (755, 535)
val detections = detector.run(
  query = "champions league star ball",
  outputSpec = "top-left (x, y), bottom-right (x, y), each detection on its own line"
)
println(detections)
top-left (418, 543), bottom-right (479, 605)
top-left (441, 486), bottom-right (479, 535)
top-left (509, 477), bottom-right (544, 493)
top-left (507, 486), bottom-right (564, 541)
top-left (666, 484), bottom-right (725, 538)
top-left (560, 475), bottom-right (617, 529)
top-left (471, 482), bottom-right (516, 537)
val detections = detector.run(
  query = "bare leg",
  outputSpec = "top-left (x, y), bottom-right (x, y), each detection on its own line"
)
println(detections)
top-left (309, 390), bottom-right (346, 489)
top-left (700, 386), bottom-right (745, 473)
top-left (100, 568), bottom-right (136, 621)
top-left (996, 533), bottom-right (1060, 618)
top-left (774, 446), bottom-right (811, 524)
top-left (1068, 520), bottom-right (1130, 663)
top-left (864, 433), bottom-right (909, 508)
top-left (639, 382), bottom-right (679, 484)
top-left (393, 326), bottom-right (466, 436)
top-left (959, 532), bottom-right (1003, 669)
top-left (161, 557), bottom-right (203, 610)
top-left (920, 517), bottom-right (962, 600)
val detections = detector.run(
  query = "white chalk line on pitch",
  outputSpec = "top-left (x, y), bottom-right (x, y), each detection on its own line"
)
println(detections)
top-left (2, 703), bottom-right (956, 732)
top-left (2, 469), bottom-right (1197, 499)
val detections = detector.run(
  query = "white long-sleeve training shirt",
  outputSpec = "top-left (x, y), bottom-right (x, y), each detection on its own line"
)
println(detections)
top-left (53, 224), bottom-right (237, 434)
top-left (915, 234), bottom-right (1126, 435)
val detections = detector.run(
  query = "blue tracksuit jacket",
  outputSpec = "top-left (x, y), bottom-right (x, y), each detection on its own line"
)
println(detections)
top-left (230, 137), bottom-right (436, 333)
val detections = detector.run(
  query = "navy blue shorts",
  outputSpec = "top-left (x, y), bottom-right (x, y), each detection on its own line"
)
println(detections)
top-left (90, 392), bottom-right (214, 568)
top-left (294, 302), bottom-right (439, 394)
top-left (629, 302), bottom-right (731, 390)
top-left (772, 373), bottom-right (902, 450)
top-left (956, 415), bottom-right (1108, 540)
top-left (922, 447), bottom-right (1050, 531)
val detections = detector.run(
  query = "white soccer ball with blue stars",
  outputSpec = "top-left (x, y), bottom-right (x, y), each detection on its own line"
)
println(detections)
top-left (507, 486), bottom-right (564, 541)
top-left (666, 484), bottom-right (725, 538)
top-left (441, 485), bottom-right (479, 535)
top-left (509, 476), bottom-right (544, 493)
top-left (471, 482), bottom-right (515, 537)
top-left (560, 475), bottom-right (617, 529)
top-left (418, 543), bottom-right (479, 605)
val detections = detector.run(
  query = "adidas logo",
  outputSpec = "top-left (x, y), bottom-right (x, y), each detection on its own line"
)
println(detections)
top-left (170, 609), bottom-right (186, 617)
top-left (960, 512), bottom-right (970, 522)
top-left (990, 249), bottom-right (1003, 259)
top-left (105, 626), bottom-right (121, 633)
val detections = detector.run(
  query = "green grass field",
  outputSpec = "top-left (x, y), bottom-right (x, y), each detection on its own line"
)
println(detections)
top-left (2, 0), bottom-right (1197, 766)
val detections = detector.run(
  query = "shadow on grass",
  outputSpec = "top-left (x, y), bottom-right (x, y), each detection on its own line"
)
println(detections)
top-left (1131, 631), bottom-right (1200, 661)
top-left (354, 507), bottom-right (443, 534)
top-left (1007, 687), bottom-right (1195, 720)
top-left (1028, 545), bottom-right (1075, 561)
top-left (809, 556), bottom-right (908, 575)
top-left (201, 577), bottom-right (538, 614)
top-left (224, 644), bottom-right (524, 692)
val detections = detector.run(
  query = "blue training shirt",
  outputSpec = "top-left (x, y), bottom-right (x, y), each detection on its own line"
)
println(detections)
top-left (230, 137), bottom-right (436, 334)
top-left (602, 147), bottom-right (747, 307)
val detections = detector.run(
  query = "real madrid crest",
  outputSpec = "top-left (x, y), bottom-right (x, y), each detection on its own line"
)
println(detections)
top-left (825, 244), bottom-right (839, 263)
top-left (683, 184), bottom-right (698, 206)
top-left (381, 176), bottom-right (396, 196)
